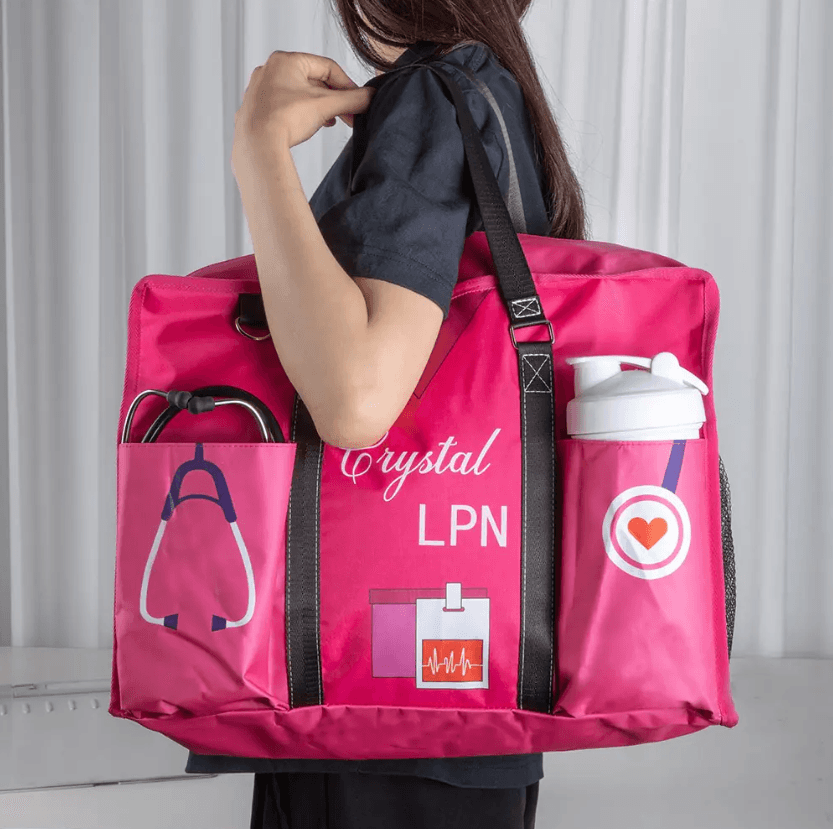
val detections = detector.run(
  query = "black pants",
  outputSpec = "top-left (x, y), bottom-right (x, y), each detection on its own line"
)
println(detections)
top-left (250, 771), bottom-right (539, 829)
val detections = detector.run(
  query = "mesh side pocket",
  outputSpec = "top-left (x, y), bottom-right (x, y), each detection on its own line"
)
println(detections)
top-left (718, 455), bottom-right (736, 660)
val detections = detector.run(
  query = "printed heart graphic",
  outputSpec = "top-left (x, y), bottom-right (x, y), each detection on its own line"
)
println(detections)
top-left (627, 517), bottom-right (668, 550)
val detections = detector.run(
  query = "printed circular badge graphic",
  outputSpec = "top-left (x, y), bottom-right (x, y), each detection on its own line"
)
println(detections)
top-left (602, 485), bottom-right (691, 580)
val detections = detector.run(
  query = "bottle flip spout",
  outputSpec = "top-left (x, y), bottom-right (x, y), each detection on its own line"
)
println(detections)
top-left (566, 353), bottom-right (709, 398)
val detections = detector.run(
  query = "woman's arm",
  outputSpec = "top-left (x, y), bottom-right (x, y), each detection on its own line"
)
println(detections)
top-left (234, 142), bottom-right (380, 448)
top-left (235, 143), bottom-right (442, 449)
top-left (233, 52), bottom-right (444, 448)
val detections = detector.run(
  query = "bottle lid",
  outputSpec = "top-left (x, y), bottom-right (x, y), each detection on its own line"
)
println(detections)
top-left (565, 353), bottom-right (708, 438)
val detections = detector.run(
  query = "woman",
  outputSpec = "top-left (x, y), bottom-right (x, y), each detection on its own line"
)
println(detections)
top-left (187, 1), bottom-right (586, 826)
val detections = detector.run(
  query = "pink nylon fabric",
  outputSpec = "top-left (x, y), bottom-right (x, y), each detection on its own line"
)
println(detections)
top-left (115, 443), bottom-right (296, 715)
top-left (110, 231), bottom-right (738, 760)
top-left (556, 438), bottom-right (717, 718)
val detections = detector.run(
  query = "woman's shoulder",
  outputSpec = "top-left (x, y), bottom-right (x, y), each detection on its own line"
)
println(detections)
top-left (372, 40), bottom-right (516, 118)
top-left (436, 41), bottom-right (516, 83)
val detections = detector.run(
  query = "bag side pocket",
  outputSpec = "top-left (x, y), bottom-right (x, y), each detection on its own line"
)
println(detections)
top-left (113, 441), bottom-right (296, 717)
top-left (554, 438), bottom-right (722, 718)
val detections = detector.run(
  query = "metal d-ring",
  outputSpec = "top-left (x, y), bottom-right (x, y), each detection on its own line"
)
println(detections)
top-left (234, 316), bottom-right (271, 341)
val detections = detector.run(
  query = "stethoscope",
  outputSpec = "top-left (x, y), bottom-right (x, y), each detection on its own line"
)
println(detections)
top-left (121, 385), bottom-right (284, 633)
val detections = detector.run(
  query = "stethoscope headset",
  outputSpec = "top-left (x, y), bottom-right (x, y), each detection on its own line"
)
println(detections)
top-left (121, 385), bottom-right (285, 633)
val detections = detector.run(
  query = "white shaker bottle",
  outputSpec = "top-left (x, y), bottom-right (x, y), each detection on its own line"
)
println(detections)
top-left (565, 352), bottom-right (709, 440)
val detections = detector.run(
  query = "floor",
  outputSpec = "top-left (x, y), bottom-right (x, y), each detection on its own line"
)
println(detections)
top-left (1, 657), bottom-right (831, 828)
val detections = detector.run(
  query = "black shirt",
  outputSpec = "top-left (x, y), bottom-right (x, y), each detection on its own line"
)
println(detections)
top-left (186, 40), bottom-right (550, 790)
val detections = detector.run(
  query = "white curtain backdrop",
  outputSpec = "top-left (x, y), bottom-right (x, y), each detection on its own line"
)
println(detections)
top-left (1, 0), bottom-right (830, 656)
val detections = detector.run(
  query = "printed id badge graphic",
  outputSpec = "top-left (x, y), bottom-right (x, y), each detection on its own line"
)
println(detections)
top-left (369, 583), bottom-right (490, 689)
top-left (416, 583), bottom-right (489, 689)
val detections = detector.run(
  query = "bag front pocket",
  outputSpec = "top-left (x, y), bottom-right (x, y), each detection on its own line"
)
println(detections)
top-left (114, 441), bottom-right (296, 717)
top-left (554, 437), bottom-right (721, 717)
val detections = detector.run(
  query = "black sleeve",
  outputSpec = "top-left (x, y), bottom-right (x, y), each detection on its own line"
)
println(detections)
top-left (312, 66), bottom-right (503, 321)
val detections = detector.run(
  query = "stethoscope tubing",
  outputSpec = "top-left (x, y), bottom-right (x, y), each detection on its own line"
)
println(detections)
top-left (121, 389), bottom-right (274, 444)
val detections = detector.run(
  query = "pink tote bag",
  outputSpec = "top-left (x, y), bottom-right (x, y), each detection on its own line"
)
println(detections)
top-left (110, 59), bottom-right (738, 760)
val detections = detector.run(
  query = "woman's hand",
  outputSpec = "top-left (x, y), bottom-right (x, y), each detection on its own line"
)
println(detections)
top-left (233, 50), bottom-right (374, 162)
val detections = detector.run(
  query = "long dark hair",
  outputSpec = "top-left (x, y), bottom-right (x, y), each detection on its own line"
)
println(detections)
top-left (328, 0), bottom-right (586, 240)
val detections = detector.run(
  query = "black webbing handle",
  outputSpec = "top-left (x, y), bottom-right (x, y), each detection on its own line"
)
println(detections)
top-left (282, 43), bottom-right (559, 715)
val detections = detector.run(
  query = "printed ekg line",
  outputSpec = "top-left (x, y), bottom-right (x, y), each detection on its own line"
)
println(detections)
top-left (421, 639), bottom-right (483, 682)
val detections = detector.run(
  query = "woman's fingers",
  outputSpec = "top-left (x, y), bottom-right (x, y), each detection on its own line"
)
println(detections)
top-left (310, 54), bottom-right (373, 127)
top-left (314, 54), bottom-right (360, 90)
top-left (317, 85), bottom-right (373, 129)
